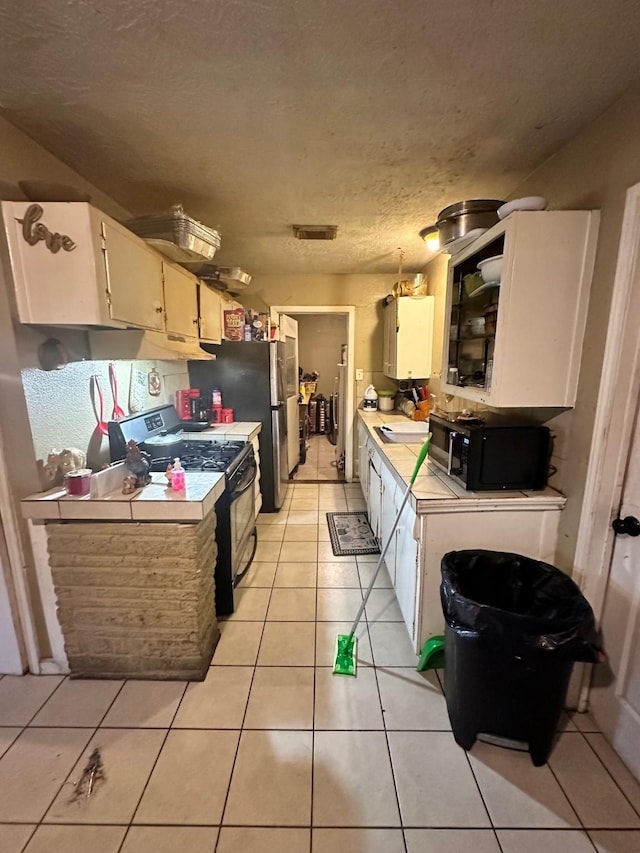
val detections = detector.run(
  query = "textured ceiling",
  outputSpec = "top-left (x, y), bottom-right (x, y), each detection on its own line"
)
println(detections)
top-left (1, 0), bottom-right (640, 274)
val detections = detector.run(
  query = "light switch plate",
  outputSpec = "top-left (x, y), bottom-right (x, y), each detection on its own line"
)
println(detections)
top-left (356, 368), bottom-right (364, 380)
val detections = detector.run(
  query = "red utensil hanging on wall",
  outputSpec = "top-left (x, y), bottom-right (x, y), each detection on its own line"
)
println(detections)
top-left (91, 375), bottom-right (109, 436)
top-left (109, 362), bottom-right (126, 420)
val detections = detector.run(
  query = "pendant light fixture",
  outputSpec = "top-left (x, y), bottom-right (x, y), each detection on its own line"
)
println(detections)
top-left (419, 225), bottom-right (440, 252)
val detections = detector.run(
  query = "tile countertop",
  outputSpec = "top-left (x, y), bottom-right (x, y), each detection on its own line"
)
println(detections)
top-left (183, 421), bottom-right (262, 441)
top-left (358, 410), bottom-right (566, 515)
top-left (20, 422), bottom-right (262, 524)
top-left (21, 471), bottom-right (226, 523)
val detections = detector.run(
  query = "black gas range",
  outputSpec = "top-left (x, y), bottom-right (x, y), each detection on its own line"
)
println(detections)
top-left (108, 404), bottom-right (251, 478)
top-left (145, 439), bottom-right (252, 477)
top-left (108, 405), bottom-right (257, 616)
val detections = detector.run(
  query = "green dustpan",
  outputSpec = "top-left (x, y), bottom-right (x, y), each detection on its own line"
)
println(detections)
top-left (417, 635), bottom-right (445, 672)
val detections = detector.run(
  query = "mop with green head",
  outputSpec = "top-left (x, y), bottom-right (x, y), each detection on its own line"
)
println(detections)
top-left (333, 434), bottom-right (431, 677)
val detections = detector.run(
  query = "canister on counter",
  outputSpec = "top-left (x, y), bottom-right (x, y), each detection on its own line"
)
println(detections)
top-left (64, 469), bottom-right (92, 496)
top-left (221, 408), bottom-right (234, 424)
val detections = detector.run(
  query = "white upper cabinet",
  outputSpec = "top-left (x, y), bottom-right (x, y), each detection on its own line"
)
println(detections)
top-left (383, 295), bottom-right (435, 380)
top-left (102, 219), bottom-right (165, 330)
top-left (1, 201), bottom-right (230, 347)
top-left (199, 282), bottom-right (223, 344)
top-left (442, 210), bottom-right (600, 408)
top-left (162, 261), bottom-right (199, 339)
top-left (2, 201), bottom-right (168, 329)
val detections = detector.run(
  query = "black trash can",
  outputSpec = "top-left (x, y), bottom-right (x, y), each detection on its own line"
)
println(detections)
top-left (441, 550), bottom-right (602, 766)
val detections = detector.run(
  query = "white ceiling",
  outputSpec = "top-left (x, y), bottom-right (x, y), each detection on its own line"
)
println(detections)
top-left (1, 0), bottom-right (640, 274)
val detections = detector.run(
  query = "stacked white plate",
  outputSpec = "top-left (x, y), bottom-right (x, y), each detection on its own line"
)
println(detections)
top-left (497, 197), bottom-right (547, 219)
top-left (379, 423), bottom-right (431, 444)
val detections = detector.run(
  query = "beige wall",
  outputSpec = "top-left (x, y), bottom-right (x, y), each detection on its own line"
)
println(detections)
top-left (291, 313), bottom-right (348, 399)
top-left (516, 80), bottom-right (640, 572)
top-left (427, 80), bottom-right (640, 574)
top-left (244, 273), bottom-right (399, 404)
top-left (21, 359), bottom-right (188, 476)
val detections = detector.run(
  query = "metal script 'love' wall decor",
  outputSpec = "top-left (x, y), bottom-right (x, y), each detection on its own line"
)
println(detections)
top-left (16, 204), bottom-right (76, 254)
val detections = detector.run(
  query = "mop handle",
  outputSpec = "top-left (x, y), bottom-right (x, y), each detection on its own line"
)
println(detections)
top-left (347, 435), bottom-right (431, 638)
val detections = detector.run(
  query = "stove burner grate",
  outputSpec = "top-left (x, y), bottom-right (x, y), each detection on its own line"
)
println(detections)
top-left (147, 439), bottom-right (250, 475)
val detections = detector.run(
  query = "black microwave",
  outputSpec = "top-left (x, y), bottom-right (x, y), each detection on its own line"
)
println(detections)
top-left (428, 412), bottom-right (551, 491)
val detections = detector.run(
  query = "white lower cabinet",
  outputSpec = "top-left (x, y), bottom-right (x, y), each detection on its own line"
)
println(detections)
top-left (416, 507), bottom-right (561, 653)
top-left (380, 465), bottom-right (398, 582)
top-left (367, 449), bottom-right (383, 540)
top-left (360, 429), bottom-right (563, 655)
top-left (363, 441), bottom-right (421, 644)
top-left (395, 502), bottom-right (420, 645)
top-left (357, 422), bottom-right (370, 498)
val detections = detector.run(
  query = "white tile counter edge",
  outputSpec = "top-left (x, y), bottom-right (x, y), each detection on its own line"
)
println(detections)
top-left (358, 410), bottom-right (566, 514)
top-left (21, 472), bottom-right (226, 522)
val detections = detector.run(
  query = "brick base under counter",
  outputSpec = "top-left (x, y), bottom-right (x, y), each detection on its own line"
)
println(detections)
top-left (47, 512), bottom-right (219, 680)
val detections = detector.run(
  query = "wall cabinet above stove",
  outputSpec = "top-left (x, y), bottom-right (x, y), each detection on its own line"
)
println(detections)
top-left (198, 283), bottom-right (223, 344)
top-left (2, 201), bottom-right (162, 329)
top-left (162, 261), bottom-right (199, 339)
top-left (1, 201), bottom-right (211, 344)
top-left (441, 210), bottom-right (600, 408)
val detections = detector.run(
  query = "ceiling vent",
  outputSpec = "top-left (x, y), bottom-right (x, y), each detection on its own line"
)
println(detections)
top-left (292, 224), bottom-right (338, 240)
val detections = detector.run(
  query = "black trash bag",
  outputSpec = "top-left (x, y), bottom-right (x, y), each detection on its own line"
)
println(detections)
top-left (440, 550), bottom-right (603, 662)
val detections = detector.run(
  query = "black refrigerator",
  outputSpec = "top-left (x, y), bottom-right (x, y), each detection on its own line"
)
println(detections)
top-left (189, 340), bottom-right (290, 512)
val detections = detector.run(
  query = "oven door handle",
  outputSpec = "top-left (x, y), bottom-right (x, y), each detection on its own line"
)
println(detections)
top-left (231, 459), bottom-right (257, 500)
top-left (447, 431), bottom-right (458, 476)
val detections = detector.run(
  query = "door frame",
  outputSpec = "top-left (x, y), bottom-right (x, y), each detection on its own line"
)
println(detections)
top-left (573, 182), bottom-right (640, 707)
top-left (270, 305), bottom-right (356, 482)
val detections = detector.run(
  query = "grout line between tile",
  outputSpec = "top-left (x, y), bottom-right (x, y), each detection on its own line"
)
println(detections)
top-left (371, 624), bottom-right (408, 851)
top-left (460, 725), bottom-right (495, 830)
top-left (214, 581), bottom-right (274, 850)
top-left (581, 728), bottom-right (640, 821)
top-left (117, 680), bottom-right (190, 853)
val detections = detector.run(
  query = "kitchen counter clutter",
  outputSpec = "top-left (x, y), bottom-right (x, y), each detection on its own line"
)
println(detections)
top-left (358, 410), bottom-right (565, 512)
top-left (357, 410), bottom-right (566, 655)
top-left (21, 421), bottom-right (261, 522)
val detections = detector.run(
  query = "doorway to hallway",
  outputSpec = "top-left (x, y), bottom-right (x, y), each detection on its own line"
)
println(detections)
top-left (270, 305), bottom-right (355, 483)
top-left (293, 433), bottom-right (346, 483)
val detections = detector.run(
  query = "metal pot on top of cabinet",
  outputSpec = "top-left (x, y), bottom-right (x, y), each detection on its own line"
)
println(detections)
top-left (442, 210), bottom-right (600, 407)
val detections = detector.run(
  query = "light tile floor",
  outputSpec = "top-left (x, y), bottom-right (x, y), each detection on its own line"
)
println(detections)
top-left (0, 482), bottom-right (639, 851)
top-left (295, 433), bottom-right (345, 482)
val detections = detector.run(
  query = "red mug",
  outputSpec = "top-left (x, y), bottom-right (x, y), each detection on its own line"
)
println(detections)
top-left (64, 469), bottom-right (92, 496)
top-left (221, 408), bottom-right (234, 424)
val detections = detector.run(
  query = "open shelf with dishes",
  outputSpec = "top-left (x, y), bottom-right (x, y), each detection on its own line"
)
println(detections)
top-left (441, 210), bottom-right (600, 408)
top-left (447, 234), bottom-right (504, 393)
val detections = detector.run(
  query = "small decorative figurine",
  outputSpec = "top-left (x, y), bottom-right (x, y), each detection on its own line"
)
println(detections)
top-left (121, 474), bottom-right (138, 495)
top-left (124, 440), bottom-right (152, 487)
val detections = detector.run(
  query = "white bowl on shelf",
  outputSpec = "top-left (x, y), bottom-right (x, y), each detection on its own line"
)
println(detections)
top-left (497, 197), bottom-right (547, 219)
top-left (477, 254), bottom-right (503, 283)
